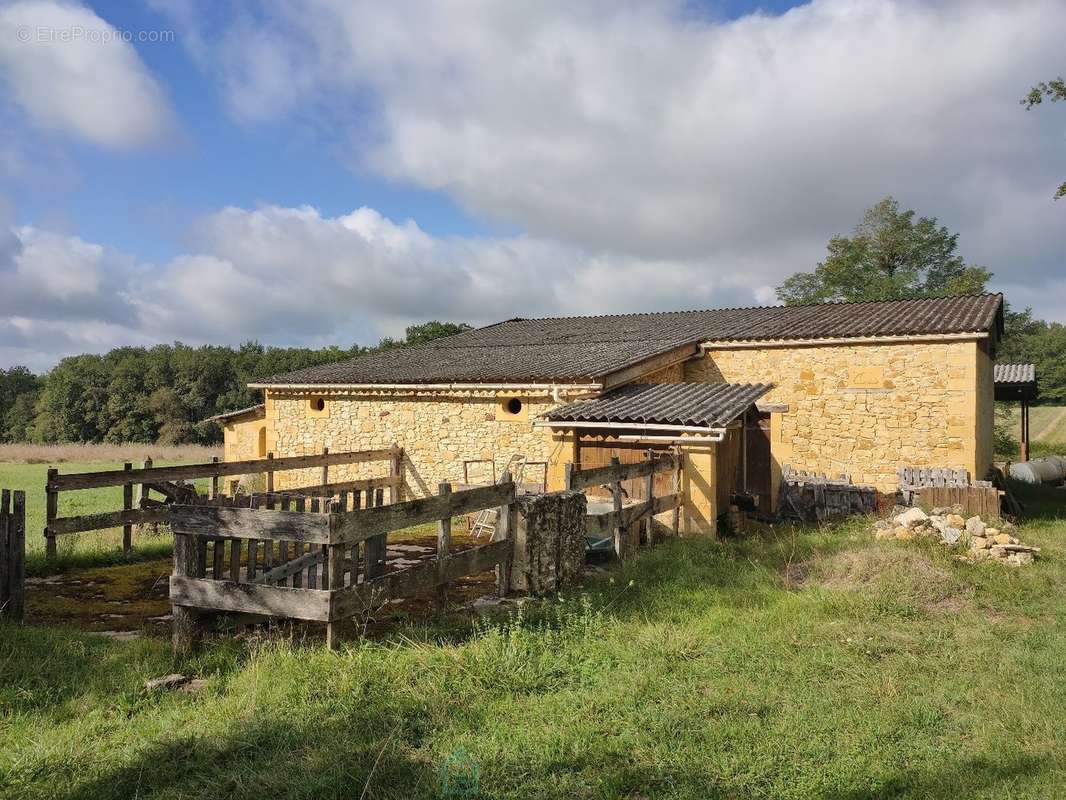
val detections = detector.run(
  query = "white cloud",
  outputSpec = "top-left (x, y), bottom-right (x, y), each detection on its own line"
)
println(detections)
top-left (5, 0), bottom-right (1066, 369)
top-left (155, 0), bottom-right (1066, 298)
top-left (2, 204), bottom-right (780, 369)
top-left (0, 0), bottom-right (174, 147)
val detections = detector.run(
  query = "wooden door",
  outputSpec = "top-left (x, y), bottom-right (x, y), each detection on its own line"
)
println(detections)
top-left (744, 412), bottom-right (772, 511)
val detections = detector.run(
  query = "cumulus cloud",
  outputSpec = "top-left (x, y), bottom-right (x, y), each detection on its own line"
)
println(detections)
top-left (0, 0), bottom-right (174, 147)
top-left (153, 0), bottom-right (1066, 297)
top-left (5, 0), bottom-right (1066, 369)
top-left (2, 203), bottom-right (780, 369)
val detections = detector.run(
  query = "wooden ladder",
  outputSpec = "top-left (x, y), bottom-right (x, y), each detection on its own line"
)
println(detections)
top-left (471, 455), bottom-right (526, 539)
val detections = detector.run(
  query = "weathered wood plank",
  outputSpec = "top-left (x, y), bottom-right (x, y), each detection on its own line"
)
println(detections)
top-left (330, 538), bottom-right (511, 620)
top-left (169, 505), bottom-right (331, 543)
top-left (269, 475), bottom-right (401, 498)
top-left (251, 549), bottom-right (324, 586)
top-left (170, 576), bottom-right (331, 621)
top-left (45, 468), bottom-right (58, 559)
top-left (329, 482), bottom-right (516, 545)
top-left (567, 454), bottom-right (679, 491)
top-left (172, 534), bottom-right (202, 653)
top-left (51, 446), bottom-right (401, 491)
top-left (50, 508), bottom-right (169, 536)
top-left (585, 493), bottom-right (682, 537)
top-left (437, 482), bottom-right (451, 608)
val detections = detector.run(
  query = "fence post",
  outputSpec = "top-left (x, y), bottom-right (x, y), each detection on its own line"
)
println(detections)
top-left (8, 491), bottom-right (25, 622)
top-left (140, 457), bottom-right (152, 510)
top-left (672, 452), bottom-right (681, 537)
top-left (266, 452), bottom-right (275, 493)
top-left (122, 462), bottom-right (133, 553)
top-left (495, 471), bottom-right (514, 597)
top-left (211, 456), bottom-right (220, 499)
top-left (644, 451), bottom-right (655, 546)
top-left (0, 490), bottom-right (21, 623)
top-left (437, 482), bottom-right (452, 608)
top-left (0, 490), bottom-right (8, 615)
top-left (321, 446), bottom-right (329, 491)
top-left (610, 457), bottom-right (625, 560)
top-left (391, 447), bottom-right (405, 503)
top-left (172, 530), bottom-right (201, 654)
top-left (45, 468), bottom-right (58, 559)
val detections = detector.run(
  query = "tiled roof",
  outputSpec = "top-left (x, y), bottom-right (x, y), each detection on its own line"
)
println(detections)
top-left (254, 294), bottom-right (1003, 386)
top-left (542, 382), bottom-right (774, 428)
top-left (993, 363), bottom-right (1036, 385)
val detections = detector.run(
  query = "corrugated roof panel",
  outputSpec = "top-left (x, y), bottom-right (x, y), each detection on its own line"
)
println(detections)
top-left (256, 294), bottom-right (1003, 386)
top-left (543, 382), bottom-right (774, 428)
top-left (993, 363), bottom-right (1035, 385)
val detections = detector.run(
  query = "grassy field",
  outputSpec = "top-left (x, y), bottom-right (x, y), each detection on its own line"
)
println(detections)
top-left (1, 480), bottom-right (1064, 799)
top-left (0, 444), bottom-right (221, 574)
top-left (1002, 405), bottom-right (1066, 458)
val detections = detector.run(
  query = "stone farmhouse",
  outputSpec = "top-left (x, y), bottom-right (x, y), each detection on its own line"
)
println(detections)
top-left (215, 293), bottom-right (1008, 535)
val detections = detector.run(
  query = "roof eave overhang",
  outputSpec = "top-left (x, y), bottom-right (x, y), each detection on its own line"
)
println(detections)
top-left (248, 381), bottom-right (604, 392)
top-left (700, 331), bottom-right (990, 350)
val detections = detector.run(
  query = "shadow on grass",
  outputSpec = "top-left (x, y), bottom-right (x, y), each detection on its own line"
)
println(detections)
top-left (1009, 478), bottom-right (1066, 524)
top-left (38, 711), bottom-right (1050, 800)
top-left (826, 753), bottom-right (1047, 800)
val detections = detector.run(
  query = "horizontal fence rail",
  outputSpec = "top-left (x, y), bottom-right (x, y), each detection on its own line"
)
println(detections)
top-left (169, 474), bottom-right (516, 650)
top-left (567, 451), bottom-right (682, 558)
top-left (49, 446), bottom-right (401, 491)
top-left (44, 446), bottom-right (403, 559)
top-left (565, 453), bottom-right (679, 491)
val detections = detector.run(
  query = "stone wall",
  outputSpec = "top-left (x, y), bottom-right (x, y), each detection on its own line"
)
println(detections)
top-left (264, 390), bottom-right (575, 497)
top-left (223, 415), bottom-right (266, 462)
top-left (691, 338), bottom-right (993, 491)
top-left (510, 491), bottom-right (587, 594)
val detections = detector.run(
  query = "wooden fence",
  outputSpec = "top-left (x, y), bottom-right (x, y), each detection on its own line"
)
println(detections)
top-left (778, 468), bottom-right (879, 523)
top-left (168, 473), bottom-right (516, 651)
top-left (566, 452), bottom-right (682, 558)
top-left (915, 485), bottom-right (1003, 520)
top-left (44, 446), bottom-right (403, 558)
top-left (1, 489), bottom-right (25, 623)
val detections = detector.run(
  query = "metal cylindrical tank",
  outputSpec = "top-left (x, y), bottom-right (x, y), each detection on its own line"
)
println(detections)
top-left (1010, 457), bottom-right (1066, 484)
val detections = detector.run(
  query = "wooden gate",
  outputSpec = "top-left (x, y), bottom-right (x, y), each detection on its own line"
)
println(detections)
top-left (743, 411), bottom-right (773, 510)
top-left (575, 438), bottom-right (677, 501)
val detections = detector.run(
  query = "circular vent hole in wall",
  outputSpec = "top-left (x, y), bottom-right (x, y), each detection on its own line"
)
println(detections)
top-left (505, 398), bottom-right (523, 415)
top-left (310, 397), bottom-right (326, 412)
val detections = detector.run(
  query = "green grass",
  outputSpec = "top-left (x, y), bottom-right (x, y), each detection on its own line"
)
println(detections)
top-left (1003, 405), bottom-right (1066, 452)
top-left (2, 481), bottom-right (1065, 799)
top-left (0, 460), bottom-right (213, 576)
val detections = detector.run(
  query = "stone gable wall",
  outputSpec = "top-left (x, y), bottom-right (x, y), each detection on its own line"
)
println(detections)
top-left (690, 339), bottom-right (992, 491)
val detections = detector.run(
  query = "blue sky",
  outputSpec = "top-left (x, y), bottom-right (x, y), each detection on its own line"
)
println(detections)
top-left (0, 0), bottom-right (1063, 370)
top-left (16, 0), bottom-right (812, 262)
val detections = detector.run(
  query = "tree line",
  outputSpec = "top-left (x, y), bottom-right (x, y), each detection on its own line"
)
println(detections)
top-left (0, 322), bottom-right (471, 445)
top-left (2, 197), bottom-right (1063, 447)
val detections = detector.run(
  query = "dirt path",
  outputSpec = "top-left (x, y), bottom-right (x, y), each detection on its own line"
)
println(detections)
top-left (1035, 406), bottom-right (1066, 442)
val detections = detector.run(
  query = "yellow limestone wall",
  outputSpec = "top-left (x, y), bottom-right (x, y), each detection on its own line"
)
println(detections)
top-left (690, 338), bottom-right (994, 492)
top-left (264, 390), bottom-right (575, 498)
top-left (223, 415), bottom-right (268, 462)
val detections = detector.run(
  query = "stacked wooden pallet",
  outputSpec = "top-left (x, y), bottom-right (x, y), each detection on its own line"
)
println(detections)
top-left (778, 467), bottom-right (878, 523)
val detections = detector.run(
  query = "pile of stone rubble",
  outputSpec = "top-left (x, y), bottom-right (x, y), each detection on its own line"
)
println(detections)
top-left (873, 506), bottom-right (1040, 566)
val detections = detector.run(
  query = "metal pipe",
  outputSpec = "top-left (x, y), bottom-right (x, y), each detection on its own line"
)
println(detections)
top-left (616, 433), bottom-right (724, 443)
top-left (533, 420), bottom-right (728, 434)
